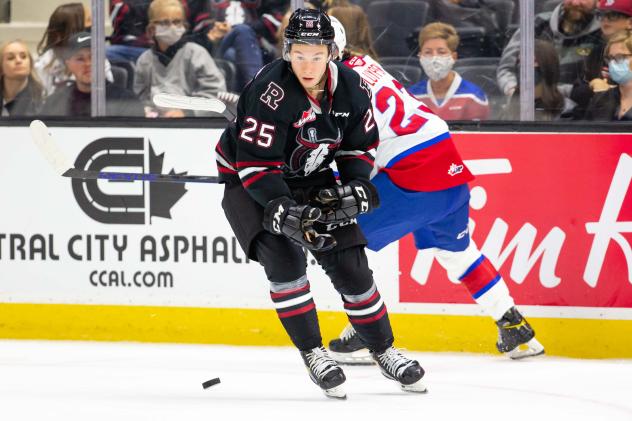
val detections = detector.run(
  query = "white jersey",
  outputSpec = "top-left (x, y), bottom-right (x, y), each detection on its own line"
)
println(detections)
top-left (342, 55), bottom-right (473, 192)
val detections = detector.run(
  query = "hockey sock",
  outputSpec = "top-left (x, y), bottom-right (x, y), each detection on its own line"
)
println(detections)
top-left (342, 283), bottom-right (393, 352)
top-left (458, 255), bottom-right (515, 321)
top-left (270, 277), bottom-right (322, 350)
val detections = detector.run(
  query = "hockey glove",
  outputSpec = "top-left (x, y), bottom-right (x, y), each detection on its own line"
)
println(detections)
top-left (314, 180), bottom-right (380, 224)
top-left (263, 197), bottom-right (337, 252)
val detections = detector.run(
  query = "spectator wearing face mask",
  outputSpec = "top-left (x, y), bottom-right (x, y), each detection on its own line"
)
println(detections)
top-left (408, 22), bottom-right (490, 121)
top-left (584, 29), bottom-right (632, 120)
top-left (570, 0), bottom-right (632, 119)
top-left (134, 0), bottom-right (226, 117)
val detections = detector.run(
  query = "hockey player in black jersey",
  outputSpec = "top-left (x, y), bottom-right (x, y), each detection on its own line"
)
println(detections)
top-left (216, 8), bottom-right (426, 399)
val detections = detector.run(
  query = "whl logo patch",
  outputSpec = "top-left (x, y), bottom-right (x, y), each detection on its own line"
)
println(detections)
top-left (448, 163), bottom-right (464, 176)
top-left (293, 108), bottom-right (316, 128)
top-left (72, 137), bottom-right (188, 224)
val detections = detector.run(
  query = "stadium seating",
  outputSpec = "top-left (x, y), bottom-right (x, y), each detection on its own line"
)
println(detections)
top-left (367, 0), bottom-right (431, 57)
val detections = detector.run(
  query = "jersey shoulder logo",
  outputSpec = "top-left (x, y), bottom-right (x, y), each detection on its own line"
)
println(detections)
top-left (346, 56), bottom-right (366, 68)
top-left (448, 163), bottom-right (464, 176)
top-left (260, 82), bottom-right (285, 110)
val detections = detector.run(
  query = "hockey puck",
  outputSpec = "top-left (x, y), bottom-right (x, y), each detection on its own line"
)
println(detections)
top-left (202, 378), bottom-right (221, 389)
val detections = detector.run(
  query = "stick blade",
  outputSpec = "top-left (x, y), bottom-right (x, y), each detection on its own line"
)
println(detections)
top-left (29, 120), bottom-right (72, 176)
top-left (153, 93), bottom-right (227, 114)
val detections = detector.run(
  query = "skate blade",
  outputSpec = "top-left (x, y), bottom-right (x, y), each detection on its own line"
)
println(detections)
top-left (323, 385), bottom-right (347, 400)
top-left (329, 349), bottom-right (374, 366)
top-left (508, 338), bottom-right (545, 360)
top-left (400, 379), bottom-right (428, 394)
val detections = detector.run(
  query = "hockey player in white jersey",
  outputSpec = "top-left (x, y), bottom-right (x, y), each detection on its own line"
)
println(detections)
top-left (324, 17), bottom-right (544, 363)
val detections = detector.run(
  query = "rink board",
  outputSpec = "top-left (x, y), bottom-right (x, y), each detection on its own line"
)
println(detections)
top-left (0, 125), bottom-right (631, 358)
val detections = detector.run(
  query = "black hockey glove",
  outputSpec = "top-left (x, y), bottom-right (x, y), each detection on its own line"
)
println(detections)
top-left (314, 179), bottom-right (380, 224)
top-left (263, 197), bottom-right (337, 252)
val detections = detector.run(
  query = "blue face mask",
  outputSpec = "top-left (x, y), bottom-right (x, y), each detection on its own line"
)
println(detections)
top-left (609, 58), bottom-right (632, 85)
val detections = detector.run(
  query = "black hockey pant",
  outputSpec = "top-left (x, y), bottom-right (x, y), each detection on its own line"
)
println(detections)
top-left (255, 232), bottom-right (393, 352)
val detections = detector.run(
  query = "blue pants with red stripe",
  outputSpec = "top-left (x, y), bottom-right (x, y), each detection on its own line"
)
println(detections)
top-left (358, 172), bottom-right (471, 252)
top-left (359, 173), bottom-right (513, 320)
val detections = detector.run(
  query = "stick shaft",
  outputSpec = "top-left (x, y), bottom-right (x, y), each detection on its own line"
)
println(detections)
top-left (30, 120), bottom-right (221, 184)
top-left (62, 168), bottom-right (219, 184)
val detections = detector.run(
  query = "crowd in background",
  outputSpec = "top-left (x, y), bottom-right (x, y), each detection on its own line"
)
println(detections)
top-left (1, 0), bottom-right (632, 121)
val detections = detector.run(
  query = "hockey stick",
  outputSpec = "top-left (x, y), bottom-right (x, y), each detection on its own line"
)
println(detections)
top-left (29, 119), bottom-right (220, 184)
top-left (152, 93), bottom-right (236, 120)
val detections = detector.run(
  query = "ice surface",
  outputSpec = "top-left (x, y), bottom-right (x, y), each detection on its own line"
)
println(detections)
top-left (0, 340), bottom-right (631, 421)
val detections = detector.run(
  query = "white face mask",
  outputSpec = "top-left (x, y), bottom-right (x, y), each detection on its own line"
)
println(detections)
top-left (155, 24), bottom-right (186, 47)
top-left (419, 55), bottom-right (455, 81)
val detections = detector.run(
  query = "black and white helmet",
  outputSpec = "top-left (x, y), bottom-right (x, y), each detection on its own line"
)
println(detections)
top-left (283, 8), bottom-right (338, 61)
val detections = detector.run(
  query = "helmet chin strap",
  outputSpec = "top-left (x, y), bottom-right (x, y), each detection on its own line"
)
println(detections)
top-left (306, 71), bottom-right (328, 93)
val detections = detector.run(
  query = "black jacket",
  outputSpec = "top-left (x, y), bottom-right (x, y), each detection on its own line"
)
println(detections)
top-left (40, 82), bottom-right (144, 117)
top-left (570, 41), bottom-right (607, 119)
top-left (584, 87), bottom-right (632, 121)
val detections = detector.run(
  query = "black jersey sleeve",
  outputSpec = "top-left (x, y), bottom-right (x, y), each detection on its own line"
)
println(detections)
top-left (334, 76), bottom-right (379, 184)
top-left (233, 80), bottom-right (293, 207)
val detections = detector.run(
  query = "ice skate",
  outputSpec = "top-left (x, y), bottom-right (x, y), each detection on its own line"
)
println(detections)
top-left (371, 347), bottom-right (427, 393)
top-left (496, 307), bottom-right (545, 360)
top-left (328, 324), bottom-right (374, 365)
top-left (300, 346), bottom-right (347, 399)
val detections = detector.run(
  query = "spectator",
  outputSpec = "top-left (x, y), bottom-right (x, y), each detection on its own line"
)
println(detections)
top-left (35, 2), bottom-right (113, 96)
top-left (408, 22), bottom-right (490, 121)
top-left (189, 0), bottom-right (261, 91)
top-left (497, 0), bottom-right (601, 99)
top-left (0, 40), bottom-right (44, 116)
top-left (571, 0), bottom-right (632, 118)
top-left (328, 5), bottom-right (378, 59)
top-left (500, 39), bottom-right (570, 121)
top-left (108, 0), bottom-right (152, 63)
top-left (190, 0), bottom-right (289, 91)
top-left (584, 29), bottom-right (632, 120)
top-left (134, 0), bottom-right (226, 117)
top-left (107, 0), bottom-right (213, 63)
top-left (40, 32), bottom-right (144, 117)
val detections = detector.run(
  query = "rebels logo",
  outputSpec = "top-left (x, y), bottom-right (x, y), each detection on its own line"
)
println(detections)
top-left (260, 82), bottom-right (285, 110)
top-left (293, 108), bottom-right (317, 128)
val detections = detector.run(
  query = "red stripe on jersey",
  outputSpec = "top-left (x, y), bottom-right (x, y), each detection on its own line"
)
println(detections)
top-left (277, 302), bottom-right (316, 319)
top-left (215, 143), bottom-right (228, 159)
top-left (382, 138), bottom-right (474, 192)
top-left (460, 257), bottom-right (498, 297)
top-left (338, 154), bottom-right (374, 166)
top-left (350, 306), bottom-right (387, 324)
top-left (368, 139), bottom-right (380, 150)
top-left (270, 284), bottom-right (310, 300)
top-left (344, 290), bottom-right (379, 309)
top-left (217, 166), bottom-right (237, 174)
top-left (235, 161), bottom-right (284, 168)
top-left (242, 170), bottom-right (282, 188)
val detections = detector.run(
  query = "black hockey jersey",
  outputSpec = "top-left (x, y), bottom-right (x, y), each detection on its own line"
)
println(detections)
top-left (216, 58), bottom-right (379, 207)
